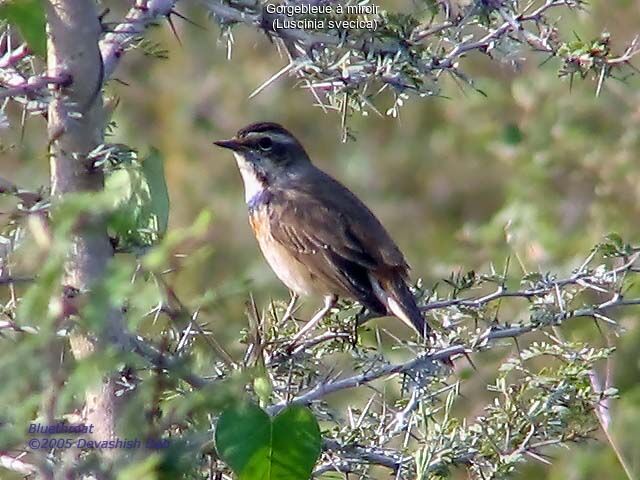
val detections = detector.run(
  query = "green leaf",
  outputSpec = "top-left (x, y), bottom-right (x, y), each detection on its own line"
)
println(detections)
top-left (502, 123), bottom-right (523, 145)
top-left (141, 148), bottom-right (170, 237)
top-left (253, 376), bottom-right (273, 406)
top-left (143, 210), bottom-right (212, 271)
top-left (604, 232), bottom-right (623, 249)
top-left (0, 0), bottom-right (46, 58)
top-left (596, 232), bottom-right (633, 258)
top-left (105, 166), bottom-right (149, 245)
top-left (216, 403), bottom-right (322, 480)
top-left (104, 148), bottom-right (170, 248)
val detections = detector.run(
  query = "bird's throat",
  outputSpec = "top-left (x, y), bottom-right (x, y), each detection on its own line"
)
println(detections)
top-left (233, 153), bottom-right (268, 204)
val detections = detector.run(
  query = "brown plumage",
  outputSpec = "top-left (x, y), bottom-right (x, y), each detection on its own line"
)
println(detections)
top-left (214, 122), bottom-right (430, 337)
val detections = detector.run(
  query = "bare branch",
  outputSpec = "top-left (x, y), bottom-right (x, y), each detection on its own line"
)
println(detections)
top-left (46, 0), bottom-right (129, 452)
top-left (0, 454), bottom-right (37, 476)
top-left (268, 254), bottom-right (640, 413)
top-left (99, 0), bottom-right (176, 80)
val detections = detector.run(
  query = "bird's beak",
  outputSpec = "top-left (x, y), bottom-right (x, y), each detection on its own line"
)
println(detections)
top-left (213, 138), bottom-right (243, 151)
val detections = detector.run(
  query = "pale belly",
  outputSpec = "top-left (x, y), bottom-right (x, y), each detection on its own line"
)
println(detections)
top-left (250, 211), bottom-right (326, 296)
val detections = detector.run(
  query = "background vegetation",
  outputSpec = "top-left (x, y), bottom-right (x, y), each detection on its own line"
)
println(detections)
top-left (1, 0), bottom-right (639, 478)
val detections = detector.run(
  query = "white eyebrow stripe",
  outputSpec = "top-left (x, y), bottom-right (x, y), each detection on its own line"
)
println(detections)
top-left (245, 131), bottom-right (295, 145)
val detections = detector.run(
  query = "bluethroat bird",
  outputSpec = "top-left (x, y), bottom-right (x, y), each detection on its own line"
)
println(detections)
top-left (214, 122), bottom-right (431, 341)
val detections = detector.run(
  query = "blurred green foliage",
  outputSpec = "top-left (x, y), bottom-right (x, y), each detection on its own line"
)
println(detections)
top-left (0, 0), bottom-right (46, 57)
top-left (0, 0), bottom-right (639, 478)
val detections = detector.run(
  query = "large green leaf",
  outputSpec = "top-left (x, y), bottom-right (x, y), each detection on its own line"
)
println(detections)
top-left (104, 166), bottom-right (149, 246)
top-left (104, 148), bottom-right (170, 248)
top-left (0, 0), bottom-right (46, 58)
top-left (216, 403), bottom-right (322, 480)
top-left (141, 148), bottom-right (170, 237)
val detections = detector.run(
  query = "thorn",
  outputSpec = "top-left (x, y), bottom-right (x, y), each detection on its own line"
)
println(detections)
top-left (166, 14), bottom-right (182, 47)
top-left (595, 65), bottom-right (606, 97)
top-left (569, 72), bottom-right (574, 92)
top-left (19, 103), bottom-right (27, 143)
top-left (513, 336), bottom-right (522, 359)
top-left (98, 7), bottom-right (110, 22)
top-left (538, 53), bottom-right (555, 68)
top-left (170, 9), bottom-right (206, 30)
top-left (249, 61), bottom-right (294, 99)
top-left (0, 31), bottom-right (7, 55)
top-left (592, 317), bottom-right (605, 339)
top-left (525, 450), bottom-right (552, 465)
top-left (462, 351), bottom-right (476, 370)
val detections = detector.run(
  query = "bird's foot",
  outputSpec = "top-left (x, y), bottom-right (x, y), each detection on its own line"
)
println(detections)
top-left (284, 294), bottom-right (337, 353)
top-left (278, 292), bottom-right (299, 326)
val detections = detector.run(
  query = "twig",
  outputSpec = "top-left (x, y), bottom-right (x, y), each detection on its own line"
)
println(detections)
top-left (269, 293), bottom-right (640, 414)
top-left (423, 253), bottom-right (639, 313)
top-left (589, 369), bottom-right (636, 480)
top-left (0, 74), bottom-right (71, 100)
top-left (99, 0), bottom-right (176, 80)
top-left (130, 334), bottom-right (212, 389)
top-left (0, 453), bottom-right (37, 475)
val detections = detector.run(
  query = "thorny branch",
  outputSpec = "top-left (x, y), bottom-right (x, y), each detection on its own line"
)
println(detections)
top-left (3, 248), bottom-right (639, 393)
top-left (255, 246), bottom-right (639, 475)
top-left (0, 232), bottom-right (638, 477)
top-left (203, 0), bottom-right (639, 124)
top-left (0, 0), bottom-right (178, 112)
top-left (0, 38), bottom-right (68, 113)
top-left (267, 291), bottom-right (639, 415)
top-left (99, 0), bottom-right (177, 79)
top-left (1, 0), bottom-right (638, 122)
top-left (0, 454), bottom-right (37, 475)
top-left (1, 0), bottom-right (639, 477)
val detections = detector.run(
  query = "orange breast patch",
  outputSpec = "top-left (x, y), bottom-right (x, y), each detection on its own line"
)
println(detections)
top-left (247, 206), bottom-right (326, 296)
top-left (249, 208), bottom-right (269, 239)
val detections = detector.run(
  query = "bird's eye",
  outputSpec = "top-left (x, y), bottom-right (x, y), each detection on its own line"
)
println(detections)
top-left (258, 137), bottom-right (273, 151)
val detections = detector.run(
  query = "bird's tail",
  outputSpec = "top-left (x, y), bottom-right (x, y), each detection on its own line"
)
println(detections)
top-left (370, 273), bottom-right (431, 338)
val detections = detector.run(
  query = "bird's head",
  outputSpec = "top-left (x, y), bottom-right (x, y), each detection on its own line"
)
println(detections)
top-left (214, 123), bottom-right (312, 192)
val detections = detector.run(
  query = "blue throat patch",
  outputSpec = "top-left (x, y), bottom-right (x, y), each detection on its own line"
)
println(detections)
top-left (247, 189), bottom-right (272, 212)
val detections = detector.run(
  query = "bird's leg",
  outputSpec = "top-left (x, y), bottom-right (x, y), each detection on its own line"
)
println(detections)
top-left (351, 305), bottom-right (367, 346)
top-left (279, 291), bottom-right (299, 326)
top-left (289, 295), bottom-right (337, 345)
top-left (353, 308), bottom-right (385, 346)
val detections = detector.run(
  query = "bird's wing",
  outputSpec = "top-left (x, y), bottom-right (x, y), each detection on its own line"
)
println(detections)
top-left (292, 168), bottom-right (410, 272)
top-left (266, 193), bottom-right (368, 300)
top-left (267, 170), bottom-right (410, 304)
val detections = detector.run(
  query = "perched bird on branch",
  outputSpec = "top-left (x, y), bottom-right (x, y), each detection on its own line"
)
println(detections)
top-left (214, 122), bottom-right (431, 342)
